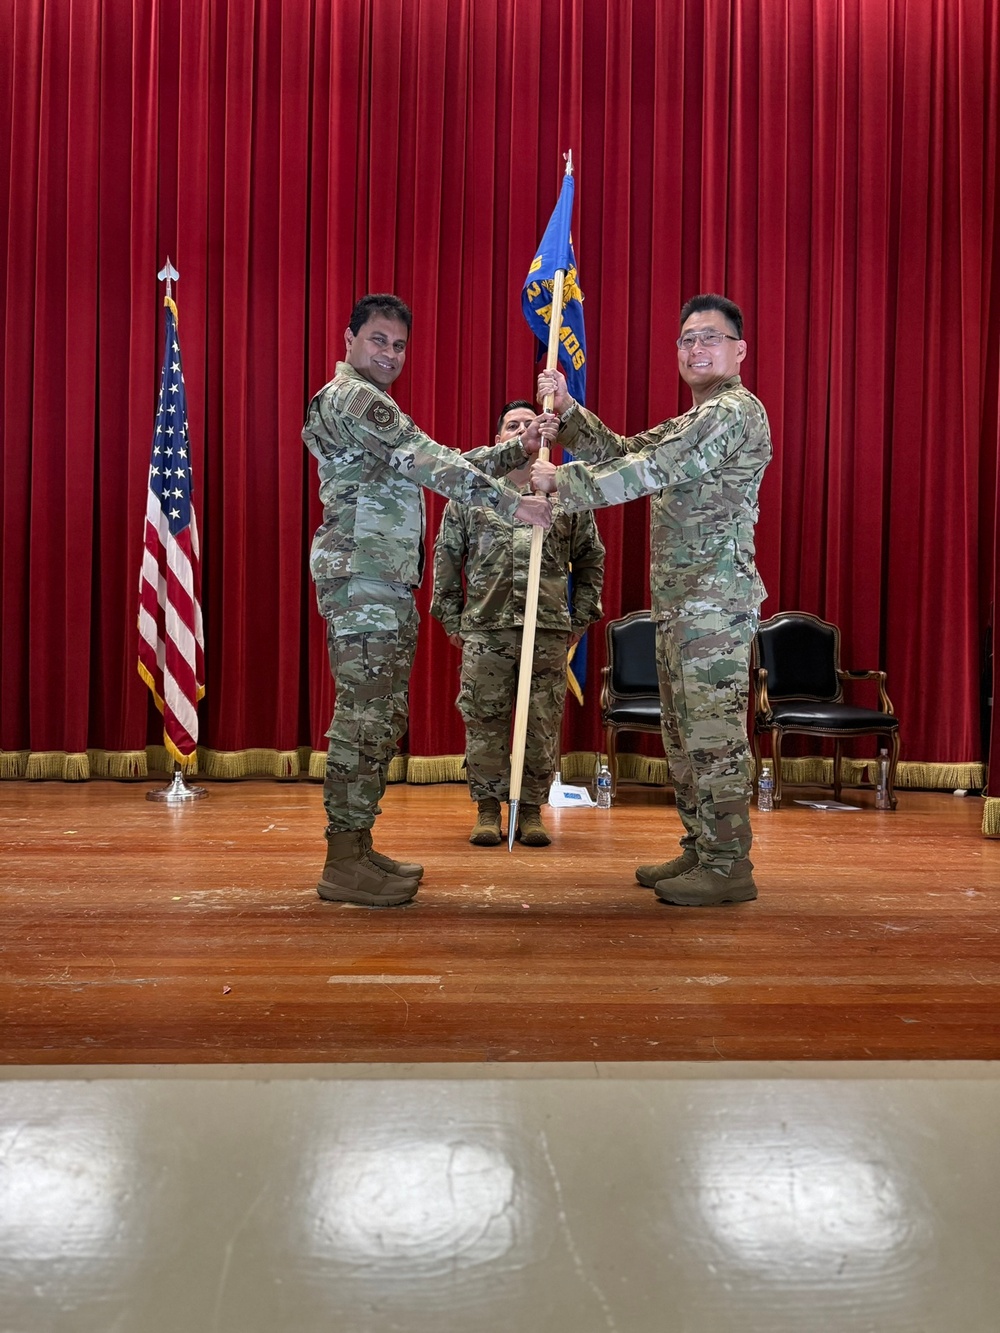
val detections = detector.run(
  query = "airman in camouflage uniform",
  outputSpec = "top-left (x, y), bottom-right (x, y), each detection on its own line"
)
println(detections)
top-left (430, 401), bottom-right (605, 847)
top-left (303, 294), bottom-right (552, 907)
top-left (533, 294), bottom-right (772, 906)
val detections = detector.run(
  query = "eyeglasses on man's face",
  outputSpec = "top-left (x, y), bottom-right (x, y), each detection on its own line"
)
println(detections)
top-left (676, 329), bottom-right (741, 350)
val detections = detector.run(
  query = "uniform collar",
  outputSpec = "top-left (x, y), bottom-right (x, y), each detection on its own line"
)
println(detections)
top-left (694, 374), bottom-right (742, 406)
top-left (335, 360), bottom-right (394, 395)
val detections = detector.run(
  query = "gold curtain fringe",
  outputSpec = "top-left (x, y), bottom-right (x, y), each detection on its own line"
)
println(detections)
top-left (559, 751), bottom-right (604, 783)
top-left (983, 799), bottom-right (1000, 838)
top-left (0, 748), bottom-right (987, 797)
top-left (2, 747), bottom-right (305, 780)
top-left (555, 753), bottom-right (987, 792)
top-left (774, 756), bottom-right (836, 785)
top-left (616, 753), bottom-right (669, 785)
top-left (403, 755), bottom-right (466, 784)
top-left (197, 749), bottom-right (301, 779)
top-left (144, 745), bottom-right (178, 774)
top-left (22, 751), bottom-right (90, 781)
top-left (189, 750), bottom-right (246, 778)
top-left (0, 750), bottom-right (30, 779)
top-left (889, 761), bottom-right (984, 790)
top-left (87, 749), bottom-right (149, 779)
top-left (750, 756), bottom-right (985, 791)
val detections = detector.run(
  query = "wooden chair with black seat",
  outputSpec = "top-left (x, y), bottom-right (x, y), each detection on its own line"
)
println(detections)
top-left (751, 610), bottom-right (901, 808)
top-left (599, 610), bottom-right (663, 798)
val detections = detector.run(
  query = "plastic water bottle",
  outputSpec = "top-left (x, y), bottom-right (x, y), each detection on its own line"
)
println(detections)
top-left (875, 750), bottom-right (891, 810)
top-left (596, 764), bottom-right (612, 809)
top-left (757, 761), bottom-right (774, 812)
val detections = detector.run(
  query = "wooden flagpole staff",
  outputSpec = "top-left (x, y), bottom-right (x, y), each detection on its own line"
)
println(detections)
top-left (508, 154), bottom-right (573, 850)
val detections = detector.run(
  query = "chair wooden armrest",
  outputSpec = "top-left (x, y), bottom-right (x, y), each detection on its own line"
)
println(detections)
top-left (837, 668), bottom-right (894, 714)
top-left (754, 666), bottom-right (772, 717)
top-left (599, 663), bottom-right (611, 713)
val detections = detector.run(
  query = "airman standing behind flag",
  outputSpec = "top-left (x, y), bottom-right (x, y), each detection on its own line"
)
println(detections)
top-left (531, 293), bottom-right (772, 907)
top-left (431, 400), bottom-right (605, 848)
top-left (303, 294), bottom-right (552, 909)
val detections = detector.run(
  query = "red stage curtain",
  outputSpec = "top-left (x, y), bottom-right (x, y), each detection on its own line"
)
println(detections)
top-left (1, 0), bottom-right (998, 778)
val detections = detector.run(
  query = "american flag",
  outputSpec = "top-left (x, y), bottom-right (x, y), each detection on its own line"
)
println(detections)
top-left (137, 296), bottom-right (205, 768)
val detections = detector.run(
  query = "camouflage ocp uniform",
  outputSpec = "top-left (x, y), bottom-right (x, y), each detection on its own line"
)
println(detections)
top-left (430, 491), bottom-right (604, 803)
top-left (555, 376), bottom-right (772, 867)
top-left (303, 362), bottom-right (530, 833)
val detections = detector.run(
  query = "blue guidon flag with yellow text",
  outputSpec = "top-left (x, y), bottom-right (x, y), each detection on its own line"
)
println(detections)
top-left (522, 172), bottom-right (589, 702)
top-left (522, 173), bottom-right (586, 405)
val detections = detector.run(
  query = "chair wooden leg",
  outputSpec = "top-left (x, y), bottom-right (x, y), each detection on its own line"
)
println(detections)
top-left (833, 741), bottom-right (843, 801)
top-left (752, 730), bottom-right (762, 793)
top-left (772, 732), bottom-right (784, 808)
top-left (887, 731), bottom-right (900, 810)
top-left (605, 726), bottom-right (618, 797)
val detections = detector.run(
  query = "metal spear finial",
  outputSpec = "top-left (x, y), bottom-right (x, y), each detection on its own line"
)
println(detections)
top-left (157, 257), bottom-right (180, 301)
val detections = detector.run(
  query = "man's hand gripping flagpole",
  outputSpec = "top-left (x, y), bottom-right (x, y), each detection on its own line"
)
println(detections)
top-left (508, 152), bottom-right (575, 850)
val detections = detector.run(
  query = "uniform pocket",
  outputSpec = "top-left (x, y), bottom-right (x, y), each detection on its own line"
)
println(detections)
top-left (333, 603), bottom-right (398, 638)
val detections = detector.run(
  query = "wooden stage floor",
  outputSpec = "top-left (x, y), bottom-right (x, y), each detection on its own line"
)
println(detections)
top-left (2, 780), bottom-right (998, 1064)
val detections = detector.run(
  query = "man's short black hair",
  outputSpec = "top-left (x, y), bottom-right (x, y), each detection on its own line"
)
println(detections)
top-left (496, 399), bottom-right (534, 436)
top-left (348, 293), bottom-right (413, 336)
top-left (680, 293), bottom-right (744, 340)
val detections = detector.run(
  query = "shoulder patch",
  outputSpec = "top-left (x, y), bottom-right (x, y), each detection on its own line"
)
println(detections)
top-left (344, 384), bottom-right (399, 432)
top-left (366, 399), bottom-right (398, 431)
top-left (344, 384), bottom-right (378, 419)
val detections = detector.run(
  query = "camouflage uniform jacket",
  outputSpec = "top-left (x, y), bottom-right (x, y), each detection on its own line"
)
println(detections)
top-left (556, 376), bottom-right (771, 617)
top-left (430, 489), bottom-right (605, 636)
top-left (303, 362), bottom-right (529, 588)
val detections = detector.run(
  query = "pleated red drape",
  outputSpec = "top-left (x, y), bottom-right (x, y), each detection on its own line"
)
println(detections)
top-left (1, 0), bottom-right (998, 777)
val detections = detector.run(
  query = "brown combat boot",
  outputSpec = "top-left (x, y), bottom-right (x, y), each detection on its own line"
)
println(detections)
top-left (359, 828), bottom-right (424, 880)
top-left (635, 848), bottom-right (698, 888)
top-left (515, 803), bottom-right (551, 847)
top-left (317, 831), bottom-right (419, 907)
top-left (469, 798), bottom-right (502, 846)
top-left (654, 859), bottom-right (757, 906)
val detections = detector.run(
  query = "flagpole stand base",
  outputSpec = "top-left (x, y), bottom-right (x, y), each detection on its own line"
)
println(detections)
top-left (146, 769), bottom-right (208, 802)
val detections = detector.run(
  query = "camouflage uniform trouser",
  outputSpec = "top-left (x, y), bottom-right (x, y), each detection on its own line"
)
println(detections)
top-left (458, 628), bottom-right (568, 805)
top-left (655, 603), bottom-right (758, 868)
top-left (317, 576), bottom-right (418, 833)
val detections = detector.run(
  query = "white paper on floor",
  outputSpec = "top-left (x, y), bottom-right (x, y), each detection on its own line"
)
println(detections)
top-left (548, 779), bottom-right (596, 808)
top-left (793, 799), bottom-right (862, 811)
